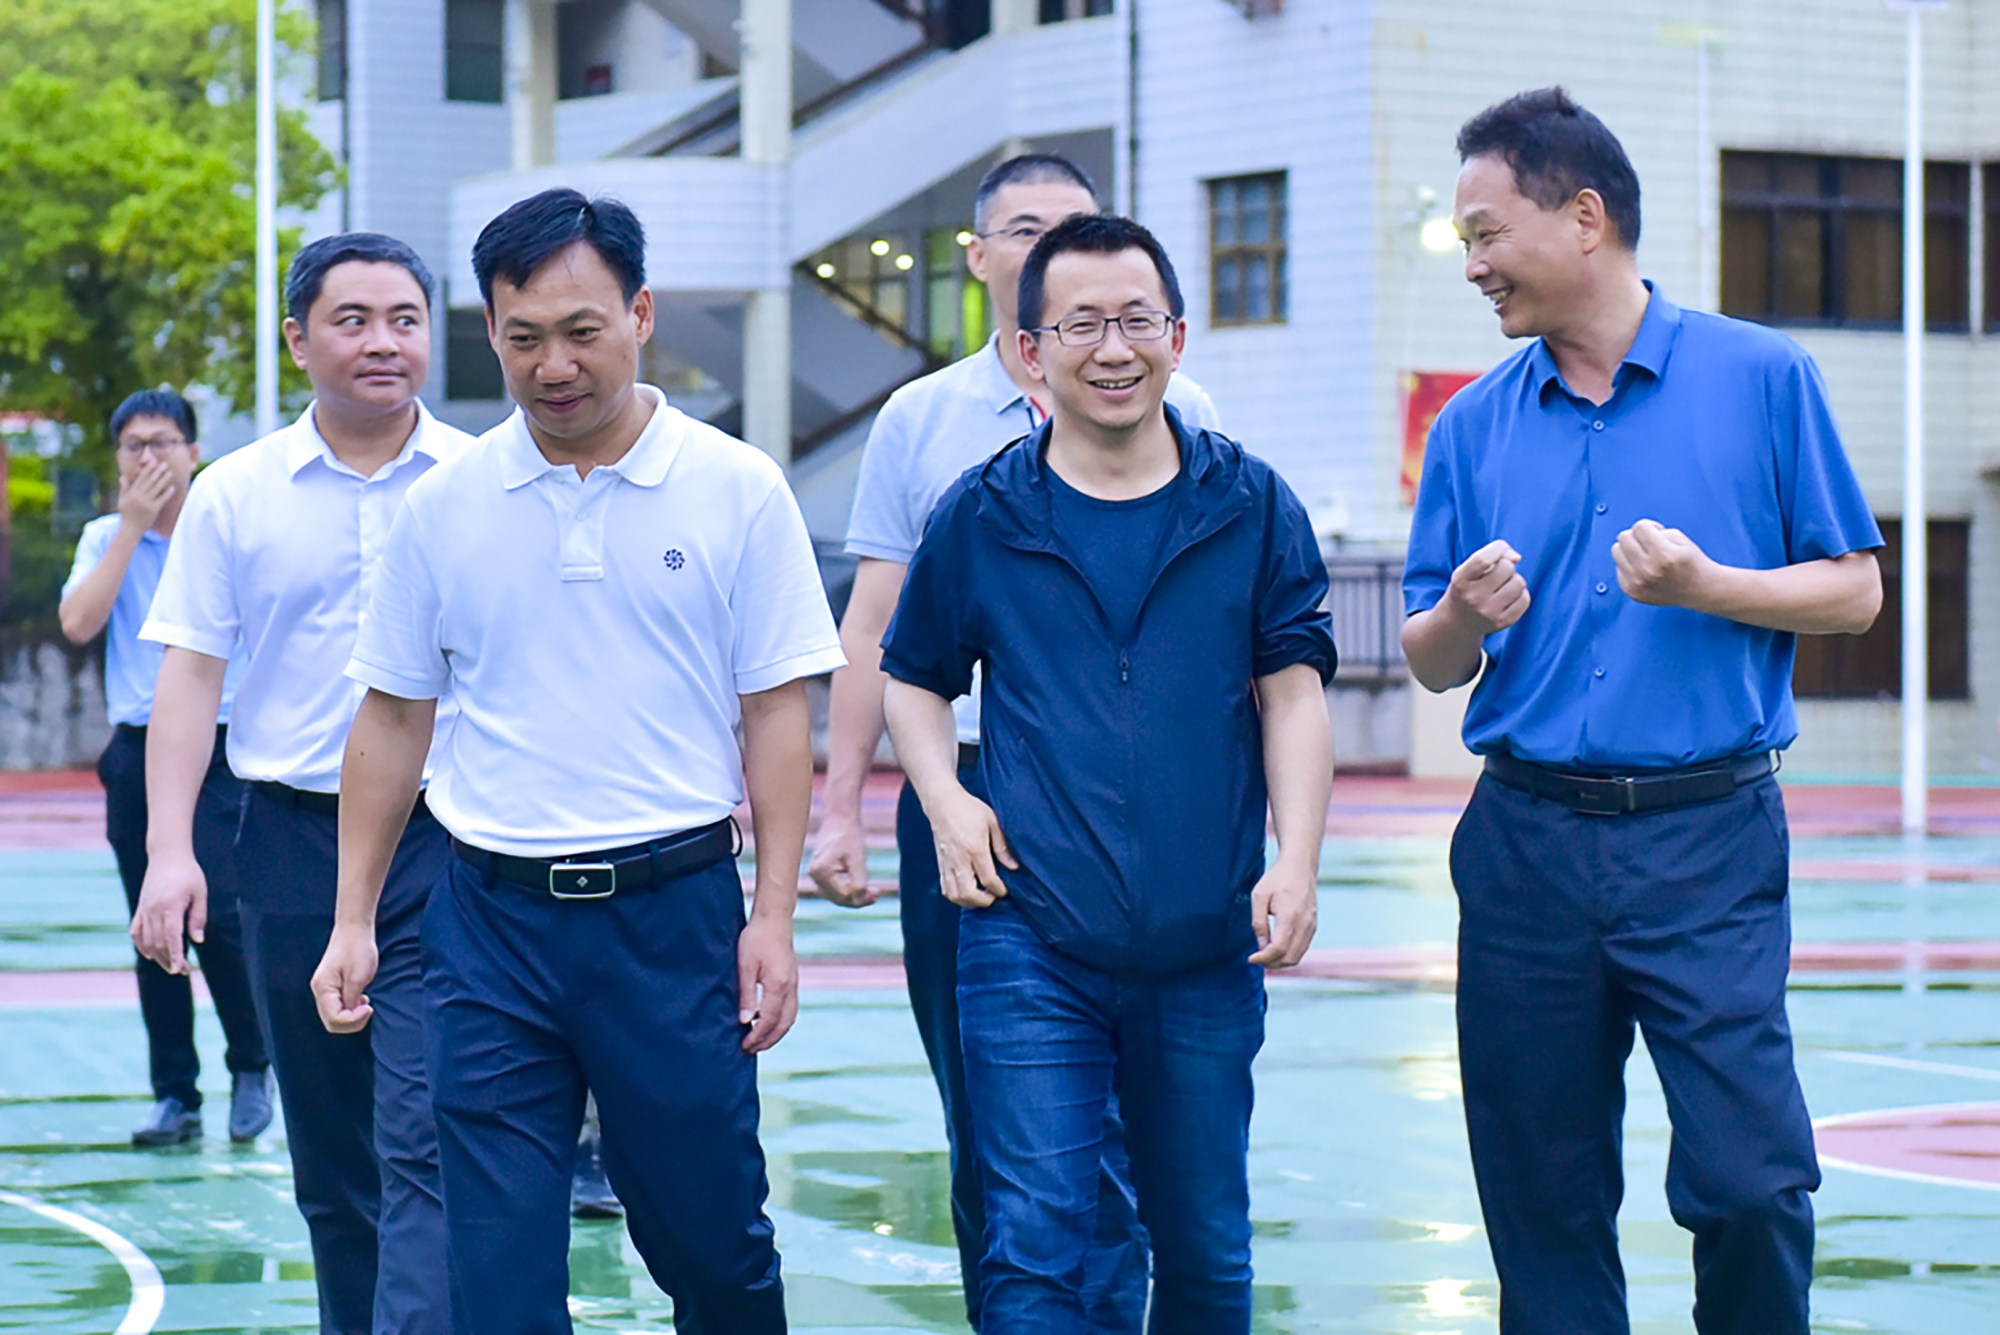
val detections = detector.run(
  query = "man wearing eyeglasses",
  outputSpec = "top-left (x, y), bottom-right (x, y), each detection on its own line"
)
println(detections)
top-left (59, 389), bottom-right (271, 1149)
top-left (809, 153), bottom-right (1218, 1330)
top-left (881, 214), bottom-right (1336, 1333)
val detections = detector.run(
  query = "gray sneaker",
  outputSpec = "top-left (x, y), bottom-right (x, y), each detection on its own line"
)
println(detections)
top-left (228, 1071), bottom-right (275, 1143)
top-left (132, 1097), bottom-right (202, 1146)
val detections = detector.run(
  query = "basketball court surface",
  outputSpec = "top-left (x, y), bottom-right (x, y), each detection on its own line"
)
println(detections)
top-left (3, 771), bottom-right (1997, 1333)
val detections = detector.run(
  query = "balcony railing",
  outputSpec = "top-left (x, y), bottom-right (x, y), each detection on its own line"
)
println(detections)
top-left (1326, 556), bottom-right (1408, 682)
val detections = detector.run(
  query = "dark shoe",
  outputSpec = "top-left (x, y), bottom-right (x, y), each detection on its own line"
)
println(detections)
top-left (132, 1097), bottom-right (202, 1146)
top-left (571, 1130), bottom-right (624, 1220)
top-left (228, 1070), bottom-right (274, 1143)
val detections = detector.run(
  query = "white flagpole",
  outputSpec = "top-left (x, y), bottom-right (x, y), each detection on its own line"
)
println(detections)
top-left (255, 0), bottom-right (278, 439)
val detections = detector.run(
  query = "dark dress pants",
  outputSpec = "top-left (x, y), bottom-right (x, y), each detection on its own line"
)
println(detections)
top-left (235, 787), bottom-right (452, 1335)
top-left (422, 852), bottom-right (785, 1335)
top-left (898, 772), bottom-right (1150, 1333)
top-left (1451, 773), bottom-right (1819, 1335)
top-left (99, 723), bottom-right (267, 1108)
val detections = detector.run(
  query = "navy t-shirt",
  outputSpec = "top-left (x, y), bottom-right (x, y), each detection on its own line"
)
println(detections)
top-left (1046, 466), bottom-right (1180, 639)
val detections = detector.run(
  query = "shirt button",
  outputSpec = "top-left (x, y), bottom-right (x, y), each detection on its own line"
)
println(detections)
top-left (1593, 667), bottom-right (1606, 678)
top-left (1593, 420), bottom-right (1605, 431)
top-left (1596, 582), bottom-right (1608, 594)
top-left (1596, 503), bottom-right (1608, 514)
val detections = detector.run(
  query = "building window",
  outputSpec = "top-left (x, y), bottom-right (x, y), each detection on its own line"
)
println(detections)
top-left (1207, 171), bottom-right (1287, 327)
top-left (316, 0), bottom-right (346, 101)
top-left (1720, 151), bottom-right (1969, 332)
top-left (445, 0), bottom-right (505, 104)
top-left (1793, 519), bottom-right (1967, 701)
top-left (1985, 163), bottom-right (2000, 331)
top-left (446, 309), bottom-right (506, 401)
top-left (1039, 0), bottom-right (1115, 20)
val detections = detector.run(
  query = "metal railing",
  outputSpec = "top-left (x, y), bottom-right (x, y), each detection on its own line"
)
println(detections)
top-left (1325, 556), bottom-right (1407, 682)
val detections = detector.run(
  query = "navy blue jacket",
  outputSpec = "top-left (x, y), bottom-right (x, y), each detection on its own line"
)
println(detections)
top-left (881, 408), bottom-right (1337, 977)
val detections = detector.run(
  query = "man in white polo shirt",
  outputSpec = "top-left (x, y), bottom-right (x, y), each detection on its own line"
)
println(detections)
top-left (809, 152), bottom-right (1219, 1330)
top-left (132, 234), bottom-right (468, 1335)
top-left (313, 189), bottom-right (842, 1334)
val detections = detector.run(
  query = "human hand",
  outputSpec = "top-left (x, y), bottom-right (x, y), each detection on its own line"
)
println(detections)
top-left (738, 913), bottom-right (799, 1053)
top-left (928, 788), bottom-right (1018, 909)
top-left (1247, 859), bottom-right (1318, 968)
top-left (131, 853), bottom-right (207, 975)
top-left (311, 923), bottom-right (379, 1034)
top-left (116, 457), bottom-right (176, 531)
top-left (1613, 519), bottom-right (1715, 609)
top-left (807, 813), bottom-right (879, 908)
top-left (1444, 539), bottom-right (1530, 636)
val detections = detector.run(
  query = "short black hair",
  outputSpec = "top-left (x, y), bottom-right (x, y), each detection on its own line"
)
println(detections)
top-left (472, 188), bottom-right (647, 308)
top-left (284, 232), bottom-right (437, 324)
top-left (1456, 87), bottom-right (1641, 250)
top-left (110, 388), bottom-right (198, 444)
top-left (974, 153), bottom-right (1099, 231)
top-left (1018, 214), bottom-right (1185, 333)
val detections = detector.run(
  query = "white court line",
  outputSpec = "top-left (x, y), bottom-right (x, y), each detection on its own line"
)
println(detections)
top-left (1824, 1050), bottom-right (2000, 1082)
top-left (1812, 1098), bottom-right (2000, 1194)
top-left (0, 1187), bottom-right (165, 1333)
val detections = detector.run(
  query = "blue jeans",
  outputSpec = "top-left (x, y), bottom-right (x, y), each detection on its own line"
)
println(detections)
top-left (1452, 773), bottom-right (1818, 1334)
top-left (898, 775), bottom-right (1149, 1332)
top-left (957, 903), bottom-right (1264, 1334)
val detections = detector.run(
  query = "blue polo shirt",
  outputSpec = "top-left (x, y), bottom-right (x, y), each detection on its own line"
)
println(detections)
top-left (1403, 285), bottom-right (1881, 770)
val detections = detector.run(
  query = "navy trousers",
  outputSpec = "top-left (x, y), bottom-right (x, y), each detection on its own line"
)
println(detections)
top-left (235, 788), bottom-right (452, 1335)
top-left (1451, 773), bottom-right (1819, 1335)
top-left (99, 723), bottom-right (267, 1108)
top-left (898, 774), bottom-right (1150, 1332)
top-left (423, 851), bottom-right (785, 1335)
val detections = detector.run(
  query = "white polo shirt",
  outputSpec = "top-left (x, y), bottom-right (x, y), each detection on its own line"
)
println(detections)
top-left (346, 388), bottom-right (846, 857)
top-left (141, 403), bottom-right (468, 793)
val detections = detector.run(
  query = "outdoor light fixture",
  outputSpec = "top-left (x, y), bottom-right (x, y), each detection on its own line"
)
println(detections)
top-left (816, 262), bottom-right (836, 278)
top-left (1419, 217), bottom-right (1459, 253)
top-left (955, 230), bottom-right (974, 246)
top-left (895, 254), bottom-right (915, 271)
top-left (870, 238), bottom-right (891, 256)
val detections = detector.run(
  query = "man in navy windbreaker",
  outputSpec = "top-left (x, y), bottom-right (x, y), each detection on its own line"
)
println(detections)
top-left (881, 214), bottom-right (1337, 1334)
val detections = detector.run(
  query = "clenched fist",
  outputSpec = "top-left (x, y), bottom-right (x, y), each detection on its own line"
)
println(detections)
top-left (1613, 519), bottom-right (1714, 609)
top-left (1445, 539), bottom-right (1530, 635)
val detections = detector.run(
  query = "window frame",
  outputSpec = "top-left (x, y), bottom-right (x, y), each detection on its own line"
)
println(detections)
top-left (1792, 518), bottom-right (1968, 701)
top-left (1720, 150), bottom-right (1970, 333)
top-left (1206, 170), bottom-right (1289, 329)
top-left (444, 0), bottom-right (506, 105)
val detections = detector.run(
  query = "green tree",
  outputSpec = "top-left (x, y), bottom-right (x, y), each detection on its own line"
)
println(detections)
top-left (0, 0), bottom-right (335, 482)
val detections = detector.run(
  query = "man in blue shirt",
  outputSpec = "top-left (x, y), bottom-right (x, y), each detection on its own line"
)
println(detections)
top-left (59, 389), bottom-right (270, 1147)
top-left (1403, 89), bottom-right (1883, 1334)
top-left (882, 215), bottom-right (1336, 1333)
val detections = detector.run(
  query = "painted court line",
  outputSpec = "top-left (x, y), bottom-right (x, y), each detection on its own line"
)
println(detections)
top-left (1813, 1101), bottom-right (2000, 1194)
top-left (0, 1187), bottom-right (165, 1333)
top-left (1825, 1051), bottom-right (2000, 1082)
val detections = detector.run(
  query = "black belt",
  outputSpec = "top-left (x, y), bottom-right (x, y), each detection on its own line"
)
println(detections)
top-left (451, 818), bottom-right (737, 900)
top-left (252, 782), bottom-right (430, 822)
top-left (1483, 751), bottom-right (1776, 816)
top-left (958, 742), bottom-right (980, 770)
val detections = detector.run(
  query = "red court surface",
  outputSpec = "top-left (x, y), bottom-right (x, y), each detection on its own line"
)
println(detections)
top-left (1815, 1103), bottom-right (2000, 1190)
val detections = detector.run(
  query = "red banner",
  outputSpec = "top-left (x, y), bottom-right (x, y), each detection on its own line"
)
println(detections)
top-left (1399, 371), bottom-right (1480, 507)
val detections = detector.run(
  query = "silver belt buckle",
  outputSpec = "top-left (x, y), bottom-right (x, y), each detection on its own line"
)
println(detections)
top-left (550, 862), bottom-right (616, 899)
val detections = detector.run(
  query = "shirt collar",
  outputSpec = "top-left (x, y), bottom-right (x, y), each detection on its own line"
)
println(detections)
top-left (497, 385), bottom-right (683, 490)
top-left (1529, 280), bottom-right (1682, 399)
top-left (972, 335), bottom-right (1033, 417)
top-left (284, 400), bottom-right (448, 478)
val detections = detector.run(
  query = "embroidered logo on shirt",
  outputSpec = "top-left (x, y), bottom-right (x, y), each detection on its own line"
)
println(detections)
top-left (663, 549), bottom-right (685, 570)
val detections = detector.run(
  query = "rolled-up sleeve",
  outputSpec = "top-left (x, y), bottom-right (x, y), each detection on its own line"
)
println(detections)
top-left (141, 473), bottom-right (238, 660)
top-left (1252, 477), bottom-right (1337, 682)
top-left (730, 479), bottom-right (846, 695)
top-left (346, 503), bottom-right (451, 701)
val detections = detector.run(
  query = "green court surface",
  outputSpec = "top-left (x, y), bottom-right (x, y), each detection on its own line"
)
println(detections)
top-left (4, 779), bottom-right (2000, 1333)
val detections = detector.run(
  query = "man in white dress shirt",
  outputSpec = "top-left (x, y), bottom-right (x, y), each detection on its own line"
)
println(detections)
top-left (313, 189), bottom-right (842, 1334)
top-left (132, 234), bottom-right (469, 1335)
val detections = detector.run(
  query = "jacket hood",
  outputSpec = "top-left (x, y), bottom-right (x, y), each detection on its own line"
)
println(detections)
top-left (971, 403), bottom-right (1253, 556)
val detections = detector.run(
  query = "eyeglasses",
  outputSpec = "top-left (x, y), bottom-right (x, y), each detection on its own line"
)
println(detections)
top-left (976, 224), bottom-right (1049, 245)
top-left (1030, 310), bottom-right (1175, 347)
top-left (117, 436), bottom-right (189, 455)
